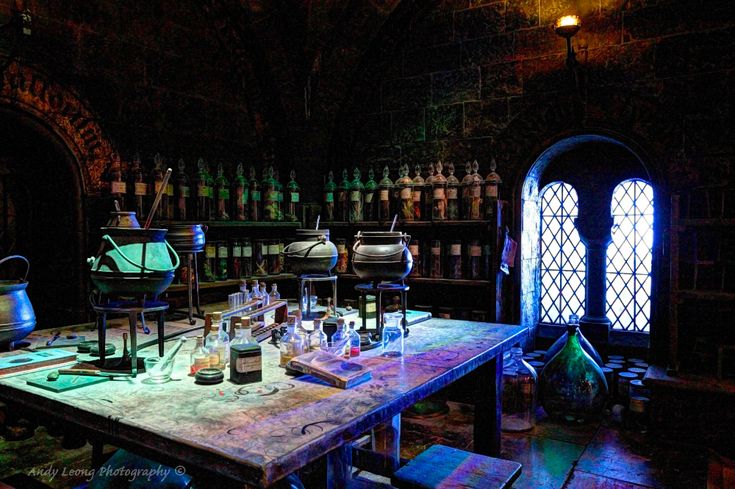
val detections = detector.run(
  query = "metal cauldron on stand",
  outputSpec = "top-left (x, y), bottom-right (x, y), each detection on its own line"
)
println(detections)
top-left (281, 229), bottom-right (338, 275)
top-left (0, 255), bottom-right (36, 349)
top-left (352, 230), bottom-right (412, 282)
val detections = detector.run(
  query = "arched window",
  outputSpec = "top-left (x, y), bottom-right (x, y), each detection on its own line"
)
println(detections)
top-left (539, 182), bottom-right (586, 324)
top-left (606, 179), bottom-right (654, 332)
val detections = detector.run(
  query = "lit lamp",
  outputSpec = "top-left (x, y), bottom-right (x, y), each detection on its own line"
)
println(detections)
top-left (555, 15), bottom-right (581, 68)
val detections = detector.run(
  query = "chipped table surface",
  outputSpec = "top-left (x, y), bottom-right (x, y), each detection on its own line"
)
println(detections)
top-left (0, 316), bottom-right (526, 487)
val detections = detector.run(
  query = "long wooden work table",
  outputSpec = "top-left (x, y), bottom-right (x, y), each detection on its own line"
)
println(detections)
top-left (0, 315), bottom-right (527, 488)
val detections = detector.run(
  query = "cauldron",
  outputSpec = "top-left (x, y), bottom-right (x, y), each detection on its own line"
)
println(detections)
top-left (281, 229), bottom-right (338, 275)
top-left (0, 255), bottom-right (36, 348)
top-left (165, 223), bottom-right (207, 254)
top-left (352, 231), bottom-right (412, 282)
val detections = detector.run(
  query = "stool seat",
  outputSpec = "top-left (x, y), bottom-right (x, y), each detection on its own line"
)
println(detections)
top-left (391, 444), bottom-right (521, 489)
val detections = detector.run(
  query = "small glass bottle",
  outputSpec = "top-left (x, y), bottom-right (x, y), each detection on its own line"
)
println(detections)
top-left (331, 318), bottom-right (350, 359)
top-left (337, 169), bottom-right (351, 222)
top-left (378, 165), bottom-right (393, 221)
top-left (350, 168), bottom-right (364, 223)
top-left (204, 242), bottom-right (216, 281)
top-left (501, 347), bottom-right (538, 432)
top-left (448, 240), bottom-right (463, 279)
top-left (263, 166), bottom-right (280, 222)
top-left (423, 162), bottom-right (435, 220)
top-left (467, 239), bottom-right (482, 280)
top-left (109, 152), bottom-right (127, 210)
top-left (175, 158), bottom-right (189, 221)
top-left (269, 283), bottom-right (281, 303)
top-left (233, 162), bottom-right (248, 221)
top-left (309, 319), bottom-right (328, 351)
top-left (336, 238), bottom-right (349, 274)
top-left (432, 161), bottom-right (448, 221)
top-left (409, 240), bottom-right (421, 276)
top-left (411, 164), bottom-right (424, 221)
top-left (189, 336), bottom-right (210, 375)
top-left (396, 163), bottom-right (414, 221)
top-left (446, 162), bottom-right (461, 220)
top-left (363, 168), bottom-right (377, 221)
top-left (231, 318), bottom-right (255, 346)
top-left (205, 313), bottom-right (226, 369)
top-left (130, 153), bottom-right (147, 220)
top-left (217, 241), bottom-right (229, 280)
top-left (216, 312), bottom-right (231, 367)
top-left (381, 312), bottom-right (404, 357)
top-left (430, 240), bottom-right (443, 278)
top-left (462, 160), bottom-right (483, 220)
top-left (348, 320), bottom-right (361, 357)
top-left (195, 158), bottom-right (211, 221)
top-left (323, 170), bottom-right (336, 221)
top-left (231, 239), bottom-right (242, 278)
top-left (248, 166), bottom-right (261, 222)
top-left (280, 316), bottom-right (307, 367)
top-left (461, 161), bottom-right (474, 221)
top-left (214, 162), bottom-right (230, 220)
top-left (241, 238), bottom-right (253, 277)
top-left (274, 167), bottom-right (284, 221)
top-left (471, 160), bottom-right (484, 220)
top-left (285, 170), bottom-right (300, 222)
top-left (484, 157), bottom-right (501, 221)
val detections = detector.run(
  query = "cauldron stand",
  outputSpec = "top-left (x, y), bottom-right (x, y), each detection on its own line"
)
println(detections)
top-left (354, 282), bottom-right (409, 351)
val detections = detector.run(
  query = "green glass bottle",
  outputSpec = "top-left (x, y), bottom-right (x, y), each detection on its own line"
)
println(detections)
top-left (214, 162), bottom-right (230, 221)
top-left (540, 321), bottom-right (609, 422)
top-left (337, 169), bottom-right (351, 222)
top-left (285, 169), bottom-right (300, 222)
top-left (350, 167), bottom-right (364, 223)
top-left (378, 165), bottom-right (393, 221)
top-left (364, 168), bottom-right (377, 221)
top-left (544, 314), bottom-right (604, 367)
top-left (323, 171), bottom-right (336, 221)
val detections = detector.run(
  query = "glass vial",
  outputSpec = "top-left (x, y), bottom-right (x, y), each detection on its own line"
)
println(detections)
top-left (381, 312), bottom-right (404, 357)
top-left (448, 240), bottom-right (463, 279)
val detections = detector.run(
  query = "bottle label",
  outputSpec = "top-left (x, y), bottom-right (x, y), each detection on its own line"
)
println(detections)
top-left (291, 192), bottom-right (300, 203)
top-left (337, 244), bottom-right (346, 253)
top-left (242, 245), bottom-right (253, 258)
top-left (236, 355), bottom-right (261, 373)
top-left (266, 191), bottom-right (278, 202)
top-left (400, 187), bottom-right (412, 200)
top-left (166, 184), bottom-right (174, 196)
top-left (409, 244), bottom-right (419, 256)
top-left (134, 182), bottom-right (148, 196)
top-left (412, 190), bottom-right (421, 202)
top-left (447, 188), bottom-right (458, 199)
top-left (219, 189), bottom-right (230, 200)
top-left (154, 181), bottom-right (164, 193)
top-left (472, 186), bottom-right (481, 198)
top-left (380, 190), bottom-right (389, 201)
top-left (269, 244), bottom-right (280, 255)
top-left (365, 192), bottom-right (373, 203)
top-left (232, 245), bottom-right (242, 258)
top-left (218, 244), bottom-right (229, 258)
top-left (205, 244), bottom-right (216, 258)
top-left (431, 246), bottom-right (441, 256)
top-left (450, 244), bottom-right (461, 255)
top-left (180, 186), bottom-right (190, 198)
top-left (471, 245), bottom-right (482, 257)
top-left (240, 188), bottom-right (249, 203)
top-left (111, 181), bottom-right (126, 194)
top-left (251, 190), bottom-right (261, 201)
top-left (350, 190), bottom-right (361, 202)
top-left (433, 188), bottom-right (445, 199)
top-left (325, 192), bottom-right (334, 203)
top-left (485, 185), bottom-right (498, 198)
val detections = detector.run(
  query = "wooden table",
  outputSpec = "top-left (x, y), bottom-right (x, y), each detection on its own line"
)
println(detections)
top-left (0, 317), bottom-right (526, 488)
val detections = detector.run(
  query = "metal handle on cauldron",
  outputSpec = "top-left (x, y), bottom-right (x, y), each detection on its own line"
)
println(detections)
top-left (101, 235), bottom-right (181, 272)
top-left (0, 255), bottom-right (30, 281)
top-left (351, 233), bottom-right (412, 258)
top-left (281, 237), bottom-right (326, 257)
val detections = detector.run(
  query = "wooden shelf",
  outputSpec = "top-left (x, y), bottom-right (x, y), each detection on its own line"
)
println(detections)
top-left (336, 273), bottom-right (492, 287)
top-left (645, 365), bottom-right (735, 396)
top-left (674, 290), bottom-right (735, 301)
top-left (167, 274), bottom-right (297, 293)
top-left (156, 220), bottom-right (302, 228)
top-left (323, 220), bottom-right (494, 228)
top-left (676, 218), bottom-right (735, 227)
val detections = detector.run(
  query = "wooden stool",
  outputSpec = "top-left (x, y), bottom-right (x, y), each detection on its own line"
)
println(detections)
top-left (391, 444), bottom-right (521, 489)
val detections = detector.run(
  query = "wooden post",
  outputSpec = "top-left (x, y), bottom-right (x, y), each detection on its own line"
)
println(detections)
top-left (474, 354), bottom-right (503, 456)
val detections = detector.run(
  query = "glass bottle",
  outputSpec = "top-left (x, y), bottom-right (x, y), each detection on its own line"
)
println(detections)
top-left (411, 164), bottom-right (424, 221)
top-left (461, 160), bottom-right (482, 220)
top-left (274, 167), bottom-right (284, 221)
top-left (189, 336), bottom-right (210, 375)
top-left (337, 169), bottom-right (351, 222)
top-left (446, 162), bottom-right (460, 220)
top-left (268, 240), bottom-right (282, 275)
top-left (484, 157), bottom-right (501, 221)
top-left (150, 153), bottom-right (170, 221)
top-left (432, 161), bottom-right (447, 221)
top-left (540, 320), bottom-right (609, 422)
top-left (269, 283), bottom-right (281, 303)
top-left (471, 160), bottom-right (484, 220)
top-left (175, 158), bottom-right (189, 221)
top-left (335, 238), bottom-right (349, 273)
top-left (447, 240), bottom-right (462, 279)
top-left (409, 239), bottom-right (421, 276)
top-left (467, 239), bottom-right (482, 280)
top-left (205, 312), bottom-right (226, 369)
top-left (348, 320), bottom-right (361, 357)
top-left (285, 170), bottom-right (300, 222)
top-left (231, 319), bottom-right (254, 346)
top-left (280, 316), bottom-right (307, 367)
top-left (231, 239), bottom-right (242, 278)
top-left (323, 170), bottom-right (336, 221)
top-left (381, 312), bottom-right (404, 357)
top-left (195, 158), bottom-right (210, 221)
top-left (109, 152), bottom-right (128, 210)
top-left (248, 166), bottom-right (261, 222)
top-left (309, 319), bottom-right (328, 351)
top-left (216, 312), bottom-right (231, 367)
top-left (214, 162), bottom-right (230, 220)
top-left (262, 166), bottom-right (279, 222)
top-left (204, 242), bottom-right (216, 281)
top-left (233, 162), bottom-right (248, 221)
top-left (544, 314), bottom-right (605, 367)
top-left (130, 153), bottom-right (147, 220)
top-left (482, 243), bottom-right (492, 279)
top-left (430, 239), bottom-right (443, 278)
top-left (423, 162), bottom-right (435, 220)
top-left (331, 318), bottom-right (350, 359)
top-left (364, 168), bottom-right (377, 221)
top-left (502, 347), bottom-right (538, 432)
top-left (350, 168), bottom-right (365, 223)
top-left (216, 241), bottom-right (229, 280)
top-left (396, 163), bottom-right (414, 221)
top-left (378, 165), bottom-right (393, 221)
top-left (241, 238), bottom-right (253, 277)
top-left (206, 161), bottom-right (216, 221)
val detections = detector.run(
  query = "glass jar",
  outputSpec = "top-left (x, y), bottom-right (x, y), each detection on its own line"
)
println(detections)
top-left (482, 243), bottom-right (492, 279)
top-left (216, 241), bottom-right (229, 280)
top-left (411, 164), bottom-right (424, 221)
top-left (309, 319), bottom-right (328, 351)
top-left (467, 239), bottom-right (482, 280)
top-left (231, 239), bottom-right (242, 279)
top-left (214, 162), bottom-right (230, 221)
top-left (423, 162), bottom-right (434, 221)
top-left (195, 157), bottom-right (211, 221)
top-left (484, 157), bottom-right (501, 220)
top-left (285, 170), bottom-right (300, 222)
top-left (269, 240), bottom-right (282, 275)
top-left (381, 312), bottom-right (404, 358)
top-left (241, 238), bottom-right (253, 278)
top-left (462, 160), bottom-right (483, 220)
top-left (363, 168), bottom-right (377, 221)
top-left (350, 168), bottom-right (364, 223)
top-left (378, 165), bottom-right (393, 221)
top-left (409, 240), bottom-right (421, 276)
top-left (262, 166), bottom-right (280, 222)
top-left (432, 161), bottom-right (447, 221)
top-left (248, 166), bottom-right (261, 222)
top-left (174, 158), bottom-right (189, 220)
top-left (502, 347), bottom-right (538, 432)
top-left (337, 169), bottom-right (351, 222)
top-left (189, 336), bottom-right (210, 375)
top-left (336, 238), bottom-right (349, 273)
top-left (323, 170), bottom-right (336, 221)
top-left (253, 239), bottom-right (268, 276)
top-left (396, 163), bottom-right (413, 221)
top-left (204, 242), bottom-right (216, 282)
top-left (447, 240), bottom-right (462, 279)
top-left (430, 240), bottom-right (443, 278)
top-left (232, 162), bottom-right (248, 221)
top-left (446, 162), bottom-right (460, 220)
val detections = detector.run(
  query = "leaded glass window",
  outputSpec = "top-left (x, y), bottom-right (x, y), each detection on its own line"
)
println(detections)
top-left (540, 182), bottom-right (586, 324)
top-left (606, 179), bottom-right (654, 332)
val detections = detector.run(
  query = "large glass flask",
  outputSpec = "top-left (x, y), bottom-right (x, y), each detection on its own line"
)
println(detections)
top-left (502, 347), bottom-right (538, 432)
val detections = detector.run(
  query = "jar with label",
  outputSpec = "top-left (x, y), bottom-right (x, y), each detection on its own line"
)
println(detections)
top-left (232, 162), bottom-right (248, 221)
top-left (349, 168), bottom-right (364, 223)
top-left (282, 169), bottom-right (299, 222)
top-left (409, 240), bottom-right (421, 276)
top-left (204, 242), bottom-right (216, 282)
top-left (461, 161), bottom-right (481, 220)
top-left (205, 160), bottom-right (216, 221)
top-left (336, 238), bottom-right (349, 273)
top-left (432, 161), bottom-right (448, 221)
top-left (482, 243), bottom-right (492, 279)
top-left (280, 317), bottom-right (307, 367)
top-left (253, 239), bottom-right (268, 276)
top-left (150, 153), bottom-right (171, 221)
top-left (502, 347), bottom-right (538, 432)
top-left (274, 167), bottom-right (284, 221)
top-left (214, 162), bottom-right (230, 220)
top-left (174, 158), bottom-right (189, 220)
top-left (108, 152), bottom-right (127, 211)
top-left (467, 239), bottom-right (482, 280)
top-left (396, 163), bottom-right (414, 221)
top-left (262, 166), bottom-right (280, 222)
top-left (363, 168), bottom-right (377, 221)
top-left (430, 240), bottom-right (443, 278)
top-left (130, 154), bottom-right (147, 220)
top-left (248, 166), bottom-right (261, 222)
top-left (189, 336), bottom-right (210, 375)
top-left (231, 240), bottom-right (242, 278)
top-left (411, 164), bottom-right (424, 221)
top-left (269, 240), bottom-right (282, 275)
top-left (448, 240), bottom-right (462, 279)
top-left (323, 170), bottom-right (336, 221)
top-left (337, 169), bottom-right (351, 222)
top-left (423, 162), bottom-right (435, 221)
top-left (216, 241), bottom-right (229, 280)
top-left (484, 157), bottom-right (501, 220)
top-left (378, 165), bottom-right (393, 221)
top-left (241, 238), bottom-right (253, 277)
top-left (446, 162), bottom-right (460, 220)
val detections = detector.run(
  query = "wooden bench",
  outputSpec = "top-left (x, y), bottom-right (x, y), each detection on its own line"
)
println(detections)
top-left (390, 445), bottom-right (522, 489)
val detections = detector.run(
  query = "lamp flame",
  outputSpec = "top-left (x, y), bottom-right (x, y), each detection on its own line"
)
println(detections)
top-left (556, 15), bottom-right (580, 29)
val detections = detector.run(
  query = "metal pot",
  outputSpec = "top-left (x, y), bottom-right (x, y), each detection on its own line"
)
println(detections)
top-left (106, 211), bottom-right (141, 228)
top-left (89, 227), bottom-right (180, 297)
top-left (352, 231), bottom-right (412, 282)
top-left (281, 229), bottom-right (338, 275)
top-left (0, 255), bottom-right (36, 348)
top-left (165, 223), bottom-right (207, 254)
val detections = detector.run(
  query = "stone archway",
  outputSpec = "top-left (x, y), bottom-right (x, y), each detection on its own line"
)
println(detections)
top-left (0, 61), bottom-right (114, 195)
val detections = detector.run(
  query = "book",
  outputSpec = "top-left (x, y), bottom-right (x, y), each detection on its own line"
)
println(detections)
top-left (287, 351), bottom-right (372, 389)
top-left (0, 349), bottom-right (78, 377)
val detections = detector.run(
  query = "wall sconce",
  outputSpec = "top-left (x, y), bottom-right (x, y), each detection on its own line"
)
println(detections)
top-left (555, 15), bottom-right (581, 68)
